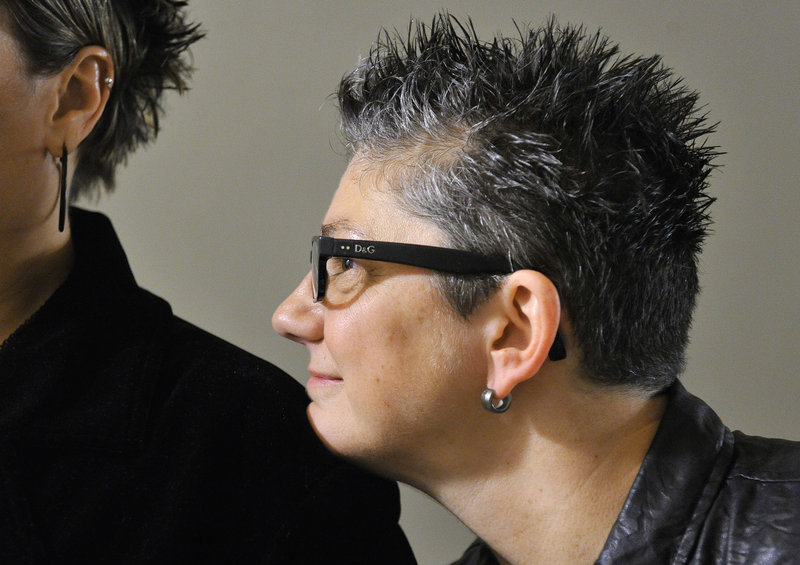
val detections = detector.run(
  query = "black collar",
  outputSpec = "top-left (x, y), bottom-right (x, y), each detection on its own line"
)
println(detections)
top-left (0, 208), bottom-right (172, 451)
top-left (596, 381), bottom-right (733, 563)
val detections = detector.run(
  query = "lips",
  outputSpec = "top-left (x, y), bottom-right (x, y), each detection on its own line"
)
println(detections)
top-left (309, 368), bottom-right (341, 380)
top-left (307, 371), bottom-right (343, 387)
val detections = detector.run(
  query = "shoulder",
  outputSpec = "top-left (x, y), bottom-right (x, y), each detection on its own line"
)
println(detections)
top-left (159, 315), bottom-right (308, 409)
top-left (719, 431), bottom-right (800, 522)
top-left (148, 313), bottom-right (321, 464)
top-left (139, 312), bottom-right (310, 437)
top-left (146, 316), bottom-right (417, 563)
top-left (57, 211), bottom-right (415, 561)
top-left (698, 431), bottom-right (800, 562)
top-left (728, 431), bottom-right (800, 482)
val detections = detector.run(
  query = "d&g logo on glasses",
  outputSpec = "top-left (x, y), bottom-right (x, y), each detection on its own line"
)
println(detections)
top-left (355, 244), bottom-right (376, 254)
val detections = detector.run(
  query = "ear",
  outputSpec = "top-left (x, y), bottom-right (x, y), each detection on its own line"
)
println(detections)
top-left (45, 46), bottom-right (114, 155)
top-left (485, 270), bottom-right (561, 400)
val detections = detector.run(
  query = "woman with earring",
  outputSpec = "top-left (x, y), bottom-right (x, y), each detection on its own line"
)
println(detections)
top-left (273, 15), bottom-right (800, 565)
top-left (0, 2), bottom-right (413, 563)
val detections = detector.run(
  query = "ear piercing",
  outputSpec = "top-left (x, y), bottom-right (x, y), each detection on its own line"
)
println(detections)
top-left (481, 388), bottom-right (512, 413)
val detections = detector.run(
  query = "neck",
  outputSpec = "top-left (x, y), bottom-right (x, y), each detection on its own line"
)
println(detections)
top-left (0, 222), bottom-right (74, 344)
top-left (415, 372), bottom-right (667, 565)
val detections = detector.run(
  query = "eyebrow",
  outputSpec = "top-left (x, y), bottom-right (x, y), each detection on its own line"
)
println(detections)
top-left (321, 220), bottom-right (370, 239)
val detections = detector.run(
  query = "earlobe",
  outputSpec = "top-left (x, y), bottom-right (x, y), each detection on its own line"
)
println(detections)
top-left (46, 46), bottom-right (114, 155)
top-left (486, 270), bottom-right (561, 400)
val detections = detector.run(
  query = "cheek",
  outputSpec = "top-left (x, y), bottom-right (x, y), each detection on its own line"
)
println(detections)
top-left (314, 282), bottom-right (488, 468)
top-left (325, 285), bottom-right (428, 388)
top-left (329, 285), bottom-right (478, 413)
top-left (328, 303), bottom-right (411, 390)
top-left (0, 84), bottom-right (54, 228)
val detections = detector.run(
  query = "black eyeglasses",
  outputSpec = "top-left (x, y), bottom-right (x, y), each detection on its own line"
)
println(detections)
top-left (310, 235), bottom-right (566, 361)
top-left (311, 236), bottom-right (511, 300)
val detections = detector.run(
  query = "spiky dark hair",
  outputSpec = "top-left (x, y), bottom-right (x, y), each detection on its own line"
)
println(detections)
top-left (2, 0), bottom-right (204, 199)
top-left (338, 13), bottom-right (718, 393)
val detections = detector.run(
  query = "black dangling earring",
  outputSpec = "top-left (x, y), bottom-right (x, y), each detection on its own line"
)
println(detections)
top-left (58, 144), bottom-right (68, 232)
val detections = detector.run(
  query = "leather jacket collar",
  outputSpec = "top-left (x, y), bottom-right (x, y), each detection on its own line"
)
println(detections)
top-left (596, 382), bottom-right (733, 562)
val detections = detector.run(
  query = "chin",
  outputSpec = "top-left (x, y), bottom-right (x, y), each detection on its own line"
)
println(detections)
top-left (306, 402), bottom-right (351, 456)
top-left (305, 403), bottom-right (391, 473)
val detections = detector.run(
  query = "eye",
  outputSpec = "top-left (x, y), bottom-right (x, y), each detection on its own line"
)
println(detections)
top-left (327, 256), bottom-right (357, 276)
top-left (325, 256), bottom-right (367, 303)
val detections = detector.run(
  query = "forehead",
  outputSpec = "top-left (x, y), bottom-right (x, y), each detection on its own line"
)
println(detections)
top-left (323, 157), bottom-right (445, 246)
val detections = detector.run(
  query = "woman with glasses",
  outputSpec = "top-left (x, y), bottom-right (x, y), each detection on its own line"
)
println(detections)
top-left (273, 14), bottom-right (800, 565)
top-left (0, 1), bottom-right (413, 562)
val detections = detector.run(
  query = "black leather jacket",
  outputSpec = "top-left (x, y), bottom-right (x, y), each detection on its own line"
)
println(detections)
top-left (454, 382), bottom-right (800, 564)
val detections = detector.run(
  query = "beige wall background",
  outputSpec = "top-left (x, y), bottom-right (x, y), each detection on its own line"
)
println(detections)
top-left (81, 1), bottom-right (799, 562)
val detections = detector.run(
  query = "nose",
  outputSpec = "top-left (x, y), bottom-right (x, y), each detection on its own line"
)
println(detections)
top-left (272, 271), bottom-right (323, 344)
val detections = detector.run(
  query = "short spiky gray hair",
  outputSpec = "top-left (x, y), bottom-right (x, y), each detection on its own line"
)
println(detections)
top-left (337, 14), bottom-right (718, 393)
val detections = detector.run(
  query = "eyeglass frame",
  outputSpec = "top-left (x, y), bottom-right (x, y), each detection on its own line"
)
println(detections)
top-left (309, 235), bottom-right (566, 361)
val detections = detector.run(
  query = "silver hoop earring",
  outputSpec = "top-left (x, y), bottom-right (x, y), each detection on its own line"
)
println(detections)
top-left (481, 388), bottom-right (512, 414)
